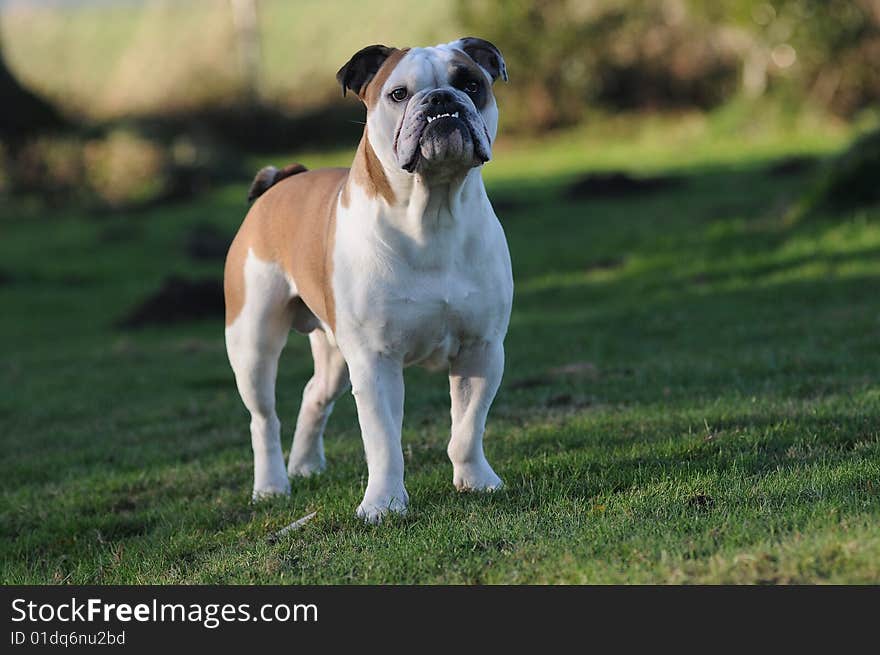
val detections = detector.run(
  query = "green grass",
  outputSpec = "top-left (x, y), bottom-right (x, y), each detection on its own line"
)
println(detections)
top-left (2, 121), bottom-right (879, 584)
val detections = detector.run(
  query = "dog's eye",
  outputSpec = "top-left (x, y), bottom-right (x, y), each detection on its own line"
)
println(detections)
top-left (464, 80), bottom-right (480, 94)
top-left (390, 87), bottom-right (408, 102)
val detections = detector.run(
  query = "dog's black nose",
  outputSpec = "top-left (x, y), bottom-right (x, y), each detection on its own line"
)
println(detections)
top-left (424, 90), bottom-right (460, 115)
top-left (427, 90), bottom-right (454, 105)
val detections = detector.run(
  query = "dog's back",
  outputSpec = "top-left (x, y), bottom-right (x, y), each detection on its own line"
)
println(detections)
top-left (224, 165), bottom-right (348, 330)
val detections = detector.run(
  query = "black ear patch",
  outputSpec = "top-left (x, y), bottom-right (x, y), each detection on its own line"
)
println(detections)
top-left (456, 37), bottom-right (508, 83)
top-left (336, 45), bottom-right (395, 97)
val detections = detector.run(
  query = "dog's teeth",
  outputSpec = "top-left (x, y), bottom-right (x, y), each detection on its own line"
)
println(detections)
top-left (427, 111), bottom-right (459, 123)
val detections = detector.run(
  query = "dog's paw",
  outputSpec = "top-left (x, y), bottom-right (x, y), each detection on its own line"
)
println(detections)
top-left (453, 460), bottom-right (503, 492)
top-left (251, 481), bottom-right (291, 501)
top-left (356, 487), bottom-right (409, 524)
top-left (288, 455), bottom-right (325, 478)
top-left (252, 461), bottom-right (292, 499)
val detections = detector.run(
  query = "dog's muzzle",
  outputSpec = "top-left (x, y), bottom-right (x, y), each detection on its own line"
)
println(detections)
top-left (396, 89), bottom-right (491, 173)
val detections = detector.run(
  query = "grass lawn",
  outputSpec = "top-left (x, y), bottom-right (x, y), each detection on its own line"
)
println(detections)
top-left (2, 118), bottom-right (879, 584)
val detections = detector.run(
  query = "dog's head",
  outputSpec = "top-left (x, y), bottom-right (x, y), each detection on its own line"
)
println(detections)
top-left (337, 38), bottom-right (507, 180)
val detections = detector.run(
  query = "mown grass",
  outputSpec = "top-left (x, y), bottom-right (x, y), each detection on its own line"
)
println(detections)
top-left (1, 120), bottom-right (879, 584)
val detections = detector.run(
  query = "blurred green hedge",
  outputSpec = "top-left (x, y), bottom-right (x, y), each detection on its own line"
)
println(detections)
top-left (459, 0), bottom-right (880, 131)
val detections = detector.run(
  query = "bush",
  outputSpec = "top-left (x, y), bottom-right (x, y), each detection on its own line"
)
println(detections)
top-left (458, 0), bottom-right (880, 131)
top-left (82, 130), bottom-right (168, 207)
top-left (693, 0), bottom-right (880, 118)
top-left (1, 128), bottom-right (236, 210)
top-left (12, 135), bottom-right (89, 203)
top-left (458, 0), bottom-right (739, 131)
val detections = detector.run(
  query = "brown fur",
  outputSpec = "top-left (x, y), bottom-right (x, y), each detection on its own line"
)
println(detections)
top-left (342, 129), bottom-right (396, 208)
top-left (225, 51), bottom-right (411, 331)
top-left (224, 169), bottom-right (347, 330)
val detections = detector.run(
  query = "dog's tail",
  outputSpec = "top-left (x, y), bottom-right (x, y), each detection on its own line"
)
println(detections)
top-left (247, 163), bottom-right (308, 202)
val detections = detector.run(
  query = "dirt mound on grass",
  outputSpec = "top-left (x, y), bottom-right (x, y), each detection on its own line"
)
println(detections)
top-left (791, 128), bottom-right (880, 220)
top-left (184, 223), bottom-right (232, 261)
top-left (119, 275), bottom-right (223, 328)
top-left (766, 155), bottom-right (818, 177)
top-left (811, 129), bottom-right (880, 211)
top-left (564, 171), bottom-right (682, 199)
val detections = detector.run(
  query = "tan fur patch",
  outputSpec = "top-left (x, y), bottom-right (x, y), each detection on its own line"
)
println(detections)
top-left (342, 128), bottom-right (395, 207)
top-left (224, 168), bottom-right (347, 330)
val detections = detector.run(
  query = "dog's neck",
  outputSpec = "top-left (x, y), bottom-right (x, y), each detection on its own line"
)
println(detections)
top-left (349, 132), bottom-right (488, 238)
top-left (400, 168), bottom-right (485, 233)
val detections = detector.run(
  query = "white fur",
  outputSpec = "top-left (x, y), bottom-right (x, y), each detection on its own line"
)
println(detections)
top-left (333, 174), bottom-right (512, 520)
top-left (226, 251), bottom-right (296, 499)
top-left (226, 251), bottom-right (350, 498)
top-left (226, 42), bottom-right (513, 522)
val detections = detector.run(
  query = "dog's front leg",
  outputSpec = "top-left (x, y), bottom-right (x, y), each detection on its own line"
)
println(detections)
top-left (448, 340), bottom-right (504, 492)
top-left (347, 352), bottom-right (409, 522)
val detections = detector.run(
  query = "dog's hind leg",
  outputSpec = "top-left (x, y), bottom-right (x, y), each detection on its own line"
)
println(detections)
top-left (288, 330), bottom-right (350, 477)
top-left (225, 256), bottom-right (294, 499)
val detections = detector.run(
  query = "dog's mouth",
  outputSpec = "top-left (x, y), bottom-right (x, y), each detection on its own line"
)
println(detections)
top-left (425, 110), bottom-right (461, 124)
top-left (399, 107), bottom-right (490, 173)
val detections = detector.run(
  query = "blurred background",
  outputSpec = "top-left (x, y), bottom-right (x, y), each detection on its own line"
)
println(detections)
top-left (1, 0), bottom-right (878, 208)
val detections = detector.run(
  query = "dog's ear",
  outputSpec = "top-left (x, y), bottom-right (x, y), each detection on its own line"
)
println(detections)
top-left (454, 37), bottom-right (508, 83)
top-left (336, 45), bottom-right (395, 97)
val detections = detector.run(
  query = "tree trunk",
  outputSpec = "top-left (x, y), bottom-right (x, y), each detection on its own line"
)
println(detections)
top-left (230, 0), bottom-right (262, 102)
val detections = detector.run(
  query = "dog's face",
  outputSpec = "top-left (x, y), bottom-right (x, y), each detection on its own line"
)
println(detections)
top-left (337, 38), bottom-right (507, 180)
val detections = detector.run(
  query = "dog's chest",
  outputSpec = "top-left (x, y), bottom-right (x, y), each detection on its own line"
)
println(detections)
top-left (387, 267), bottom-right (485, 368)
top-left (334, 207), bottom-right (511, 367)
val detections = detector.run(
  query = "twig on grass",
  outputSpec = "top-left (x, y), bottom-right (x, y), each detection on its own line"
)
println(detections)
top-left (268, 511), bottom-right (317, 542)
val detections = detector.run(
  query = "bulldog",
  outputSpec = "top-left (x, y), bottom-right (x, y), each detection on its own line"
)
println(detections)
top-left (224, 38), bottom-right (513, 522)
